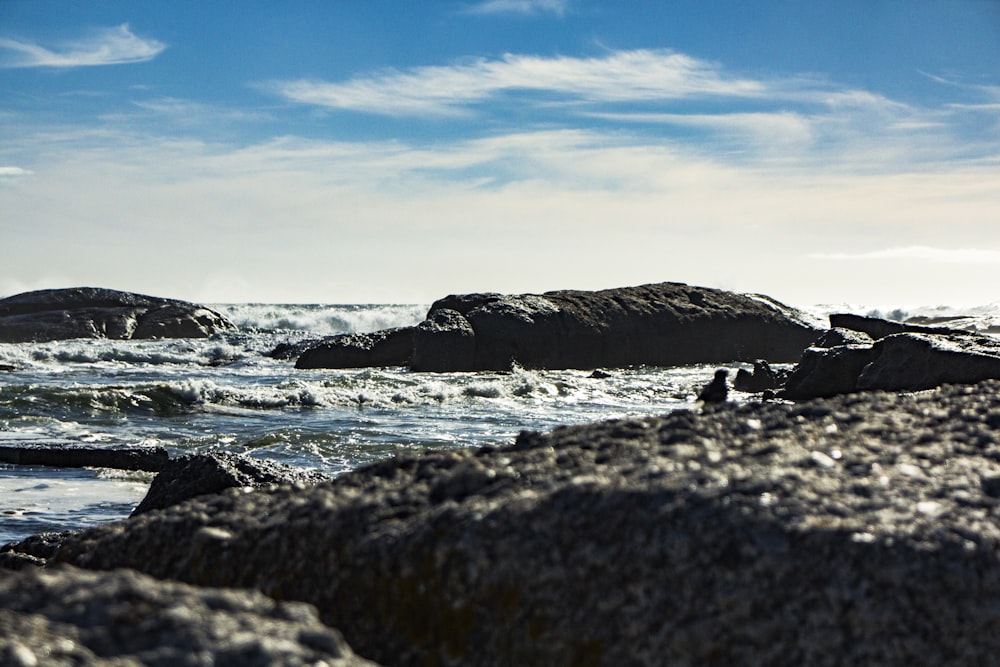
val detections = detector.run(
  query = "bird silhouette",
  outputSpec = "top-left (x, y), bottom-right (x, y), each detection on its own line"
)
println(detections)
top-left (698, 368), bottom-right (729, 404)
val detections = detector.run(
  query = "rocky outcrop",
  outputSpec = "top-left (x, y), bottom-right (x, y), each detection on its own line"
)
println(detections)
top-left (0, 287), bottom-right (234, 342)
top-left (782, 314), bottom-right (1000, 399)
top-left (296, 283), bottom-right (821, 371)
top-left (133, 452), bottom-right (329, 515)
top-left (41, 380), bottom-right (1000, 666)
top-left (0, 566), bottom-right (380, 666)
top-left (295, 327), bottom-right (414, 370)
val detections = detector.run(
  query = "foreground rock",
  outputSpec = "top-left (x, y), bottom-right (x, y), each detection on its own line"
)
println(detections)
top-left (296, 282), bottom-right (820, 371)
top-left (0, 287), bottom-right (234, 342)
top-left (40, 380), bottom-right (1000, 665)
top-left (782, 313), bottom-right (1000, 399)
top-left (0, 566), bottom-right (379, 666)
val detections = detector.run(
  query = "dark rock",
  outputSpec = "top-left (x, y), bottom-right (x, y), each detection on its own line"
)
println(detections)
top-left (0, 533), bottom-right (73, 571)
top-left (295, 327), bottom-right (414, 370)
top-left (780, 345), bottom-right (877, 400)
top-left (858, 332), bottom-right (1000, 392)
top-left (0, 444), bottom-right (170, 472)
top-left (813, 327), bottom-right (874, 348)
top-left (0, 566), bottom-right (379, 666)
top-left (132, 452), bottom-right (328, 516)
top-left (0, 287), bottom-right (234, 342)
top-left (829, 313), bottom-right (968, 339)
top-left (781, 330), bottom-right (1000, 399)
top-left (410, 308), bottom-right (477, 372)
top-left (409, 282), bottom-right (820, 372)
top-left (588, 369), bottom-right (613, 379)
top-left (733, 359), bottom-right (783, 392)
top-left (49, 380), bottom-right (1000, 666)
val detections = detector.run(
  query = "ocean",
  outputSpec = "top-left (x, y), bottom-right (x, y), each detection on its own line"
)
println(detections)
top-left (2, 301), bottom-right (998, 545)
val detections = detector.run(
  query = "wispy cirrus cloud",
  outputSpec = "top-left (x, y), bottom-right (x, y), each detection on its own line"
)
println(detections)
top-left (266, 49), bottom-right (766, 117)
top-left (462, 0), bottom-right (570, 17)
top-left (0, 23), bottom-right (165, 68)
top-left (812, 246), bottom-right (1000, 264)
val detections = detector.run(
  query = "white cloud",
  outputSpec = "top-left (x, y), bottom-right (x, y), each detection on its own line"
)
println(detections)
top-left (811, 247), bottom-right (1000, 264)
top-left (0, 24), bottom-right (165, 68)
top-left (267, 49), bottom-right (766, 117)
top-left (0, 166), bottom-right (33, 178)
top-left (463, 0), bottom-right (569, 16)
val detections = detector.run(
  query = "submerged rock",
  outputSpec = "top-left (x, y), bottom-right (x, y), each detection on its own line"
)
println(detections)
top-left (46, 380), bottom-right (1000, 666)
top-left (0, 566), bottom-right (380, 666)
top-left (0, 287), bottom-right (234, 342)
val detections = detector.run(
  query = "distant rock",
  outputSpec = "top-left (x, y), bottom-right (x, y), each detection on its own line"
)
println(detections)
top-left (0, 567), bottom-right (380, 666)
top-left (295, 327), bottom-right (414, 370)
top-left (298, 283), bottom-right (820, 372)
top-left (0, 287), bottom-right (234, 342)
top-left (781, 313), bottom-right (1000, 399)
top-left (46, 380), bottom-right (1000, 666)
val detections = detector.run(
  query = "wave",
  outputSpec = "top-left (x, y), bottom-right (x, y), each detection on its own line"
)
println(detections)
top-left (210, 303), bottom-right (429, 336)
top-left (802, 302), bottom-right (1000, 334)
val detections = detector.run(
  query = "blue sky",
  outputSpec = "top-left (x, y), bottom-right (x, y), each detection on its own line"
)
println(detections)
top-left (1, 1), bottom-right (998, 306)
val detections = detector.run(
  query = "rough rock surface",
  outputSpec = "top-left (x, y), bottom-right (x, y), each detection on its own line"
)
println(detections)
top-left (782, 314), bottom-right (1000, 399)
top-left (298, 282), bottom-right (819, 372)
top-left (295, 327), bottom-right (414, 369)
top-left (0, 566), bottom-right (379, 666)
top-left (47, 380), bottom-right (1000, 666)
top-left (132, 452), bottom-right (328, 515)
top-left (0, 287), bottom-right (234, 342)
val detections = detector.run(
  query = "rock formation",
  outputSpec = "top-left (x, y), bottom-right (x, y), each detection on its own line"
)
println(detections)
top-left (294, 282), bottom-right (821, 372)
top-left (28, 380), bottom-right (1000, 666)
top-left (782, 313), bottom-right (1000, 399)
top-left (0, 287), bottom-right (234, 342)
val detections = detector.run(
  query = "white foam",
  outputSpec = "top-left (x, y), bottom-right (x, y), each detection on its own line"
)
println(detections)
top-left (211, 303), bottom-right (428, 336)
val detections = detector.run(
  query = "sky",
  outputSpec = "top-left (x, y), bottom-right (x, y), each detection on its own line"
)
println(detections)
top-left (1, 1), bottom-right (998, 307)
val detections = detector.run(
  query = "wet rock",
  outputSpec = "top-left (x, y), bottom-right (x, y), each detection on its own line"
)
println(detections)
top-left (858, 332), bottom-right (1000, 392)
top-left (0, 287), bottom-right (234, 342)
top-left (0, 566), bottom-right (379, 666)
top-left (295, 327), bottom-right (414, 369)
top-left (781, 345), bottom-right (877, 399)
top-left (828, 313), bottom-right (969, 339)
top-left (812, 327), bottom-right (873, 348)
top-left (132, 452), bottom-right (328, 516)
top-left (49, 380), bottom-right (1000, 666)
top-left (407, 282), bottom-right (820, 372)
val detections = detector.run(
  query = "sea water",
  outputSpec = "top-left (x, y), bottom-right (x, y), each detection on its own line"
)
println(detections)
top-left (1, 301), bottom-right (997, 544)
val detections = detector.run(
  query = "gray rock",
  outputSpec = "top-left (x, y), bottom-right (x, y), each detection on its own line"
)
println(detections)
top-left (295, 327), bottom-right (414, 369)
top-left (49, 380), bottom-right (1000, 666)
top-left (733, 359), bottom-right (785, 392)
top-left (0, 566), bottom-right (379, 666)
top-left (407, 282), bottom-right (820, 372)
top-left (0, 287), bottom-right (234, 342)
top-left (132, 452), bottom-right (328, 516)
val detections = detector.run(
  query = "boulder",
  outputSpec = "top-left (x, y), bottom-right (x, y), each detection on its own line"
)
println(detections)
top-left (733, 359), bottom-right (785, 392)
top-left (402, 282), bottom-right (820, 372)
top-left (132, 452), bottom-right (328, 515)
top-left (48, 380), bottom-right (1000, 666)
top-left (0, 287), bottom-right (234, 342)
top-left (0, 566), bottom-right (379, 666)
top-left (780, 311), bottom-right (1000, 400)
top-left (295, 327), bottom-right (414, 370)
